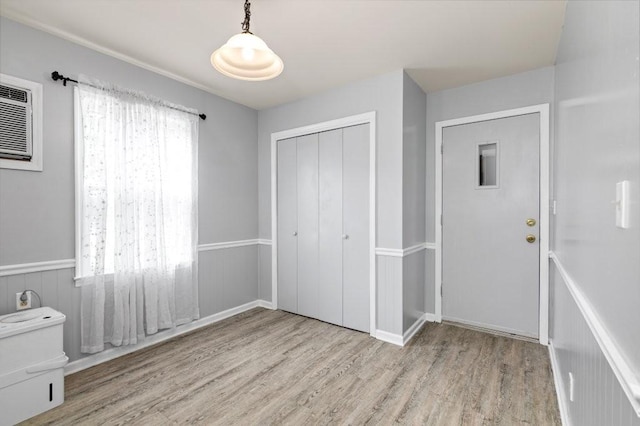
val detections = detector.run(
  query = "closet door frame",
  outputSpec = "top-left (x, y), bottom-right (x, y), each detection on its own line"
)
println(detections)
top-left (271, 112), bottom-right (377, 337)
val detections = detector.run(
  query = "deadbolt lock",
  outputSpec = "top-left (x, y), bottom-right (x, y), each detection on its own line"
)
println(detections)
top-left (526, 218), bottom-right (536, 227)
top-left (526, 234), bottom-right (536, 243)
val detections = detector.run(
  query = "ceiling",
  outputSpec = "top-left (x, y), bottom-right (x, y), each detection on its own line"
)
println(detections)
top-left (0, 0), bottom-right (566, 110)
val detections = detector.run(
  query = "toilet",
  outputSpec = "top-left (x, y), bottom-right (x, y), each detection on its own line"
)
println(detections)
top-left (0, 307), bottom-right (67, 426)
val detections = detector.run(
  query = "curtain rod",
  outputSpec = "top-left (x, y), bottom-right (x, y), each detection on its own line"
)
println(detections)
top-left (51, 71), bottom-right (207, 121)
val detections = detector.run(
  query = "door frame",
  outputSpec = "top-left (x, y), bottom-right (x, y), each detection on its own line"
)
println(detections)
top-left (435, 104), bottom-right (550, 345)
top-left (271, 112), bottom-right (377, 336)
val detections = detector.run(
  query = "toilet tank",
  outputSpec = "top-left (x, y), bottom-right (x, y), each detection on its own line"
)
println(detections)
top-left (0, 307), bottom-right (68, 426)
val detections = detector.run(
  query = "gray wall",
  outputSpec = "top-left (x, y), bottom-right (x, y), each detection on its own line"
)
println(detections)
top-left (402, 72), bottom-right (426, 331)
top-left (402, 71), bottom-right (426, 247)
top-left (424, 66), bottom-right (555, 313)
top-left (551, 0), bottom-right (640, 423)
top-left (257, 70), bottom-right (405, 304)
top-left (258, 70), bottom-right (404, 246)
top-left (0, 18), bottom-right (261, 362)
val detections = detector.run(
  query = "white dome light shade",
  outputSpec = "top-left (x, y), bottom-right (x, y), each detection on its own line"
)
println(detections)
top-left (211, 33), bottom-right (284, 81)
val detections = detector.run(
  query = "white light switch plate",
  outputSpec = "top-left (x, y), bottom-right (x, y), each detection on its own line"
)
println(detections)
top-left (616, 180), bottom-right (629, 229)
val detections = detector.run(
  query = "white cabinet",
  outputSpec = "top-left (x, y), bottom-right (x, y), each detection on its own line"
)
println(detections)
top-left (277, 124), bottom-right (370, 332)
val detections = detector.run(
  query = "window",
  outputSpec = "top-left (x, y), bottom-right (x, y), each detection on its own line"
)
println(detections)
top-left (74, 81), bottom-right (198, 279)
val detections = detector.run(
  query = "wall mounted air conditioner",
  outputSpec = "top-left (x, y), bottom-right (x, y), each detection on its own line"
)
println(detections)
top-left (0, 82), bottom-right (33, 160)
top-left (0, 74), bottom-right (43, 172)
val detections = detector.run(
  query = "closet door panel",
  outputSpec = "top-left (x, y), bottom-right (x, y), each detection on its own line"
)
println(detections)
top-left (342, 124), bottom-right (370, 332)
top-left (297, 133), bottom-right (320, 319)
top-left (277, 138), bottom-right (298, 313)
top-left (318, 129), bottom-right (343, 326)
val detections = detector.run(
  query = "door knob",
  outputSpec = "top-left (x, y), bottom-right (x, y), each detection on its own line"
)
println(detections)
top-left (526, 218), bottom-right (536, 227)
top-left (293, 231), bottom-right (297, 236)
top-left (526, 234), bottom-right (536, 243)
top-left (343, 234), bottom-right (349, 240)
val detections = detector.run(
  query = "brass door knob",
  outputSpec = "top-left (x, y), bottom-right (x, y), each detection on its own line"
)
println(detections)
top-left (526, 234), bottom-right (536, 243)
top-left (526, 218), bottom-right (536, 227)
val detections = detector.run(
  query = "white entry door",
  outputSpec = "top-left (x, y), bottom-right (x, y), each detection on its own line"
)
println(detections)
top-left (442, 113), bottom-right (540, 338)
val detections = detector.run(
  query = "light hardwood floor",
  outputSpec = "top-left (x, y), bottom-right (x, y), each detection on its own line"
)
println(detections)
top-left (23, 308), bottom-right (560, 425)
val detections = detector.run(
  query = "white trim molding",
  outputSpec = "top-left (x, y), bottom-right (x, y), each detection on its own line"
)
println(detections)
top-left (423, 312), bottom-right (437, 322)
top-left (198, 239), bottom-right (264, 251)
top-left (2, 11), bottom-right (217, 100)
top-left (65, 299), bottom-right (272, 375)
top-left (270, 112), bottom-right (377, 337)
top-left (550, 252), bottom-right (640, 417)
top-left (375, 329), bottom-right (404, 346)
top-left (375, 243), bottom-right (430, 257)
top-left (403, 313), bottom-right (428, 345)
top-left (256, 299), bottom-right (274, 309)
top-left (376, 313), bottom-right (434, 347)
top-left (0, 259), bottom-right (76, 277)
top-left (1, 239), bottom-right (274, 278)
top-left (375, 247), bottom-right (404, 257)
top-left (434, 104), bottom-right (550, 346)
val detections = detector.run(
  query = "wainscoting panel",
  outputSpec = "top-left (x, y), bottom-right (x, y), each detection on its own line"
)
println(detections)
top-left (258, 244), bottom-right (272, 302)
top-left (376, 254), bottom-right (403, 336)
top-left (402, 249), bottom-right (425, 333)
top-left (550, 262), bottom-right (640, 426)
top-left (0, 243), bottom-right (260, 364)
top-left (425, 247), bottom-right (436, 315)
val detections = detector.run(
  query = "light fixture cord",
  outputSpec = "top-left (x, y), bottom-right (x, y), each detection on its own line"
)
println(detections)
top-left (241, 0), bottom-right (252, 34)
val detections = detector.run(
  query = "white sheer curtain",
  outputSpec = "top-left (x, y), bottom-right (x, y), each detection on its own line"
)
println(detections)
top-left (76, 75), bottom-right (199, 354)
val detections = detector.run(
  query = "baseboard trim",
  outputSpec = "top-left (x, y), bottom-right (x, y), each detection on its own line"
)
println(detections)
top-left (403, 313), bottom-right (428, 345)
top-left (256, 299), bottom-right (274, 309)
top-left (550, 252), bottom-right (640, 416)
top-left (375, 313), bottom-right (431, 347)
top-left (375, 329), bottom-right (404, 346)
top-left (423, 312), bottom-right (438, 322)
top-left (64, 299), bottom-right (268, 376)
top-left (548, 340), bottom-right (571, 426)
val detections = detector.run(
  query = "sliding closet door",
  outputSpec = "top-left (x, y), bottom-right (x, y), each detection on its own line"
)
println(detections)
top-left (296, 133), bottom-right (320, 319)
top-left (342, 124), bottom-right (370, 332)
top-left (277, 138), bottom-right (298, 313)
top-left (318, 129), bottom-right (343, 326)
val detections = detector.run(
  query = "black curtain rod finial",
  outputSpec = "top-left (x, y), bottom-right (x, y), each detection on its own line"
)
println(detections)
top-left (51, 71), bottom-right (77, 87)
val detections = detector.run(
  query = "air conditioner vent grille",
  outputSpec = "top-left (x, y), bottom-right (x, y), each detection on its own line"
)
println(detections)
top-left (0, 95), bottom-right (31, 159)
top-left (0, 84), bottom-right (28, 103)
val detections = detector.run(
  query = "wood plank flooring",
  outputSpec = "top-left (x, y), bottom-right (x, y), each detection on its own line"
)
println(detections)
top-left (23, 308), bottom-right (560, 425)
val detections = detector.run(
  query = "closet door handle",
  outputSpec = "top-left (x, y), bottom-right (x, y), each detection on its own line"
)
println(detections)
top-left (293, 231), bottom-right (298, 236)
top-left (342, 234), bottom-right (349, 240)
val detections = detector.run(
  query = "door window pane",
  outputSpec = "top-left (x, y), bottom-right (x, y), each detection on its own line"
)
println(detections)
top-left (478, 142), bottom-right (498, 188)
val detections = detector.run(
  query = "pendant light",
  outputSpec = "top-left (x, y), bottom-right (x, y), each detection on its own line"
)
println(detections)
top-left (211, 0), bottom-right (284, 81)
